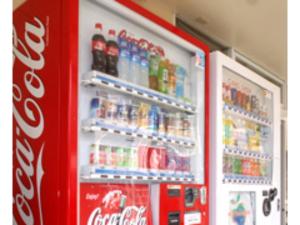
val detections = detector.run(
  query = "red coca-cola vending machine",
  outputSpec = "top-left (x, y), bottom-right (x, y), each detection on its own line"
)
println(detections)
top-left (13, 1), bottom-right (210, 225)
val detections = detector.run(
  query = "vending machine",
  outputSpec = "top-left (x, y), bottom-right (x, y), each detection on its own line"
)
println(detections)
top-left (12, 1), bottom-right (210, 225)
top-left (209, 51), bottom-right (281, 225)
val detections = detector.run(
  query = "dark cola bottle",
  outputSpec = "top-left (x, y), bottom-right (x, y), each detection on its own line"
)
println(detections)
top-left (91, 23), bottom-right (107, 72)
top-left (106, 29), bottom-right (119, 77)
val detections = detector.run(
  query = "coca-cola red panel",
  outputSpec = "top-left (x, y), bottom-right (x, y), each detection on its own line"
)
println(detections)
top-left (80, 183), bottom-right (153, 225)
top-left (13, 0), bottom-right (78, 224)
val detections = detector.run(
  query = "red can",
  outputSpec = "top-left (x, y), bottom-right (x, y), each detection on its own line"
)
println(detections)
top-left (148, 147), bottom-right (167, 171)
top-left (138, 145), bottom-right (149, 171)
top-left (242, 158), bottom-right (250, 176)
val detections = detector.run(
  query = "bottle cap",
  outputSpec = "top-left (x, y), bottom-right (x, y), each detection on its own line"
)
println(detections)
top-left (109, 29), bottom-right (116, 36)
top-left (95, 23), bottom-right (102, 30)
top-left (118, 29), bottom-right (127, 38)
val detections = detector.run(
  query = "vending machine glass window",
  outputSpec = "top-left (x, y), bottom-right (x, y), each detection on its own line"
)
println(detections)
top-left (78, 1), bottom-right (209, 225)
top-left (222, 67), bottom-right (274, 183)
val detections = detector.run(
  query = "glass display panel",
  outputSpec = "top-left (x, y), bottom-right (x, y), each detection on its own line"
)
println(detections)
top-left (222, 67), bottom-right (273, 185)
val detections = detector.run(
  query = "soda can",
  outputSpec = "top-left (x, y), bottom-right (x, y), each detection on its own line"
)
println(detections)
top-left (158, 109), bottom-right (167, 134)
top-left (123, 147), bottom-right (131, 169)
top-left (90, 97), bottom-right (106, 119)
top-left (175, 155), bottom-right (184, 175)
top-left (223, 154), bottom-right (228, 174)
top-left (129, 147), bottom-right (138, 170)
top-left (230, 87), bottom-right (237, 106)
top-left (160, 147), bottom-right (167, 171)
top-left (182, 115), bottom-right (193, 138)
top-left (148, 147), bottom-right (160, 174)
top-left (181, 156), bottom-right (190, 175)
top-left (89, 144), bottom-right (99, 165)
top-left (242, 158), bottom-right (250, 176)
top-left (110, 147), bottom-right (118, 168)
top-left (232, 156), bottom-right (242, 175)
top-left (175, 113), bottom-right (183, 137)
top-left (116, 98), bottom-right (129, 125)
top-left (167, 113), bottom-right (176, 136)
top-left (166, 148), bottom-right (177, 174)
top-left (116, 147), bottom-right (125, 168)
top-left (105, 96), bottom-right (118, 123)
top-left (90, 98), bottom-right (99, 118)
top-left (104, 146), bottom-right (112, 168)
top-left (137, 103), bottom-right (150, 131)
top-left (128, 102), bottom-right (139, 129)
top-left (138, 145), bottom-right (149, 172)
top-left (148, 105), bottom-right (159, 132)
top-left (260, 159), bottom-right (267, 177)
top-left (98, 145), bottom-right (107, 168)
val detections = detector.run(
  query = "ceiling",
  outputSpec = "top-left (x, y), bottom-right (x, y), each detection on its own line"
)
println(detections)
top-left (159, 0), bottom-right (287, 80)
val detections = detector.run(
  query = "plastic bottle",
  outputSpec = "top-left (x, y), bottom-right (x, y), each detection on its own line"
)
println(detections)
top-left (149, 52), bottom-right (160, 90)
top-left (175, 65), bottom-right (186, 99)
top-left (91, 23), bottom-right (107, 72)
top-left (139, 40), bottom-right (150, 87)
top-left (157, 58), bottom-right (169, 94)
top-left (168, 64), bottom-right (176, 97)
top-left (117, 31), bottom-right (130, 80)
top-left (129, 38), bottom-right (140, 84)
top-left (223, 115), bottom-right (233, 146)
top-left (106, 29), bottom-right (119, 77)
top-left (140, 58), bottom-right (149, 87)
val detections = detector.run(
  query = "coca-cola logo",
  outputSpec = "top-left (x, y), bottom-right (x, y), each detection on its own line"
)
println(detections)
top-left (87, 191), bottom-right (147, 225)
top-left (118, 29), bottom-right (164, 56)
top-left (13, 16), bottom-right (46, 225)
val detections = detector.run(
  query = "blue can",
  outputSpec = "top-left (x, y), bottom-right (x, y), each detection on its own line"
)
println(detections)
top-left (90, 98), bottom-right (99, 118)
top-left (148, 105), bottom-right (159, 132)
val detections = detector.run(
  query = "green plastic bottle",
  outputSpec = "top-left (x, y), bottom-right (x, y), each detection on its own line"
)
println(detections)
top-left (157, 58), bottom-right (169, 94)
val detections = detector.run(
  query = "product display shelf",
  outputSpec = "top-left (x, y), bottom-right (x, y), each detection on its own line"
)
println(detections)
top-left (80, 166), bottom-right (195, 183)
top-left (82, 70), bottom-right (197, 114)
top-left (223, 174), bottom-right (272, 185)
top-left (224, 145), bottom-right (272, 160)
top-left (223, 103), bottom-right (272, 126)
top-left (82, 118), bottom-right (196, 147)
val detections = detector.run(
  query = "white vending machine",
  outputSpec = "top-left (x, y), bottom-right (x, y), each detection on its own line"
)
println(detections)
top-left (209, 51), bottom-right (281, 225)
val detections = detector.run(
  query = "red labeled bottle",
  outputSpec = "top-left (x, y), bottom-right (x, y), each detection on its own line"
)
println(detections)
top-left (91, 23), bottom-right (107, 72)
top-left (106, 29), bottom-right (119, 77)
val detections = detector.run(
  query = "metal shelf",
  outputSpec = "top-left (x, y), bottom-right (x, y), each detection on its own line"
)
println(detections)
top-left (223, 174), bottom-right (272, 185)
top-left (224, 146), bottom-right (272, 160)
top-left (80, 166), bottom-right (195, 183)
top-left (82, 119), bottom-right (196, 148)
top-left (223, 104), bottom-right (272, 126)
top-left (82, 70), bottom-right (197, 114)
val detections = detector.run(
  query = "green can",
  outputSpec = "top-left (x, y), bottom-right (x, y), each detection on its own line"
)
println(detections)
top-left (116, 147), bottom-right (124, 168)
top-left (123, 148), bottom-right (131, 168)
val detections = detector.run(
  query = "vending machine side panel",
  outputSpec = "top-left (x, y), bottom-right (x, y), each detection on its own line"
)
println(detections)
top-left (13, 0), bottom-right (78, 225)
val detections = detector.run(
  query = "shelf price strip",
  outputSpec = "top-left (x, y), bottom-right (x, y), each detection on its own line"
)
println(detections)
top-left (82, 71), bottom-right (197, 114)
top-left (223, 104), bottom-right (272, 126)
top-left (82, 121), bottom-right (196, 148)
